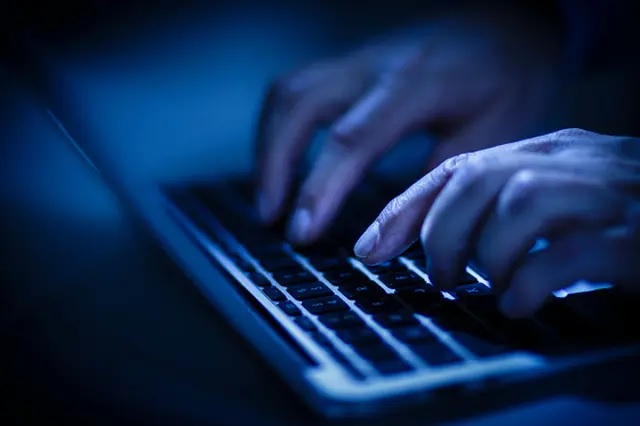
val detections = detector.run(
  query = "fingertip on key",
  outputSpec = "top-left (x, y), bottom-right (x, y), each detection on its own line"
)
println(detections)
top-left (354, 221), bottom-right (380, 260)
top-left (287, 207), bottom-right (313, 245)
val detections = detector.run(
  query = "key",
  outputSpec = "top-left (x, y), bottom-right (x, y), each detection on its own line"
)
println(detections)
top-left (380, 271), bottom-right (425, 289)
top-left (429, 306), bottom-right (498, 345)
top-left (367, 260), bottom-right (406, 275)
top-left (395, 286), bottom-right (444, 311)
top-left (295, 316), bottom-right (317, 332)
top-left (288, 282), bottom-right (332, 301)
top-left (324, 345), bottom-right (365, 380)
top-left (229, 253), bottom-right (255, 273)
top-left (456, 283), bottom-right (492, 298)
top-left (391, 326), bottom-right (437, 343)
top-left (259, 256), bottom-right (300, 272)
top-left (307, 257), bottom-right (351, 271)
top-left (309, 332), bottom-right (332, 347)
top-left (449, 332), bottom-right (509, 358)
top-left (356, 296), bottom-right (404, 314)
top-left (409, 341), bottom-right (461, 366)
top-left (248, 272), bottom-right (271, 288)
top-left (373, 312), bottom-right (419, 329)
top-left (273, 269), bottom-right (316, 286)
top-left (303, 296), bottom-right (348, 314)
top-left (248, 242), bottom-right (286, 258)
top-left (338, 283), bottom-right (385, 300)
top-left (263, 287), bottom-right (286, 302)
top-left (318, 311), bottom-right (364, 329)
top-left (323, 269), bottom-right (368, 286)
top-left (336, 327), bottom-right (380, 345)
top-left (278, 300), bottom-right (301, 316)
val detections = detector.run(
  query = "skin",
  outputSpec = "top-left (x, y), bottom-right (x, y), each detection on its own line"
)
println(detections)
top-left (255, 9), bottom-right (563, 245)
top-left (353, 129), bottom-right (640, 318)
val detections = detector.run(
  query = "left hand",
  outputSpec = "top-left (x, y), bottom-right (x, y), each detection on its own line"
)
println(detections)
top-left (353, 128), bottom-right (640, 317)
top-left (255, 7), bottom-right (563, 245)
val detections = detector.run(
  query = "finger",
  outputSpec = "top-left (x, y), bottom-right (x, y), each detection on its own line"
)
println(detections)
top-left (354, 139), bottom-right (561, 265)
top-left (420, 153), bottom-right (626, 291)
top-left (256, 83), bottom-right (349, 223)
top-left (287, 74), bottom-right (432, 245)
top-left (476, 170), bottom-right (628, 291)
top-left (353, 129), bottom-right (636, 269)
top-left (350, 62), bottom-right (517, 262)
top-left (500, 227), bottom-right (640, 318)
top-left (353, 153), bottom-right (471, 264)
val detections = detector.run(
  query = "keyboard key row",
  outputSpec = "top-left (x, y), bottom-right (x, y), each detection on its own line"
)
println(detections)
top-left (288, 282), bottom-right (332, 300)
top-left (259, 256), bottom-right (300, 272)
top-left (366, 260), bottom-right (406, 275)
top-left (263, 287), bottom-right (286, 302)
top-left (273, 269), bottom-right (316, 286)
top-left (379, 271), bottom-right (425, 289)
top-left (338, 282), bottom-right (386, 300)
top-left (319, 311), bottom-right (364, 329)
top-left (323, 269), bottom-right (369, 286)
top-left (373, 312), bottom-right (419, 328)
top-left (278, 300), bottom-right (301, 317)
top-left (336, 327), bottom-right (380, 345)
top-left (303, 296), bottom-right (348, 315)
top-left (391, 326), bottom-right (437, 343)
top-left (356, 296), bottom-right (404, 314)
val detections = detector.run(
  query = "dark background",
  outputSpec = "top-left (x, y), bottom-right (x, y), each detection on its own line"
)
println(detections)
top-left (2, 1), bottom-right (640, 424)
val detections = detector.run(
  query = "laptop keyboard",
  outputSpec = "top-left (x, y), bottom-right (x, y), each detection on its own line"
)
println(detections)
top-left (168, 180), bottom-right (640, 379)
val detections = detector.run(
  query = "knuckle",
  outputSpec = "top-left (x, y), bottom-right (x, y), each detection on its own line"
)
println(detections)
top-left (451, 156), bottom-right (492, 194)
top-left (434, 152), bottom-right (473, 178)
top-left (499, 169), bottom-right (542, 215)
top-left (552, 128), bottom-right (596, 143)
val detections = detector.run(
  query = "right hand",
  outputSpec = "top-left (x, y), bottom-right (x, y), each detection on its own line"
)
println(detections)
top-left (255, 8), bottom-right (564, 245)
top-left (353, 129), bottom-right (640, 317)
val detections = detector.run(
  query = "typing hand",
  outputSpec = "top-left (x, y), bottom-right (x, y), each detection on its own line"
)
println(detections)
top-left (354, 129), bottom-right (640, 317)
top-left (255, 9), bottom-right (563, 245)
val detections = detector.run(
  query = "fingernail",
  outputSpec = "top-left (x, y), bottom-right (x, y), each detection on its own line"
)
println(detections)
top-left (287, 208), bottom-right (312, 244)
top-left (354, 221), bottom-right (380, 259)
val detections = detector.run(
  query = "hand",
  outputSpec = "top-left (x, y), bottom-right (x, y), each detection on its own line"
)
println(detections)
top-left (256, 8), bottom-right (564, 245)
top-left (354, 128), bottom-right (640, 317)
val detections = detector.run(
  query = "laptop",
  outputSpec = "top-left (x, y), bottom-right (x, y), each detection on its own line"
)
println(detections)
top-left (14, 21), bottom-right (640, 419)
